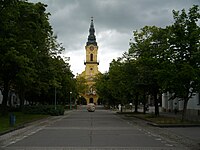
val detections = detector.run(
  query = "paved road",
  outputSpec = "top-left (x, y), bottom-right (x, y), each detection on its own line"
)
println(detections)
top-left (0, 106), bottom-right (195, 150)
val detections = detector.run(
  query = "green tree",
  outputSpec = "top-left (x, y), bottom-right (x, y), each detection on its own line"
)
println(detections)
top-left (76, 76), bottom-right (88, 96)
top-left (109, 59), bottom-right (127, 106)
top-left (165, 5), bottom-right (200, 121)
top-left (15, 1), bottom-right (63, 107)
top-left (128, 5), bottom-right (200, 120)
top-left (0, 0), bottom-right (21, 108)
top-left (44, 56), bottom-right (74, 105)
top-left (129, 26), bottom-right (168, 116)
top-left (0, 1), bottom-right (74, 111)
top-left (120, 54), bottom-right (140, 113)
top-left (95, 73), bottom-right (116, 106)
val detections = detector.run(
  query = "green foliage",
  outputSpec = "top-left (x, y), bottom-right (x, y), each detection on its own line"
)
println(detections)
top-left (95, 73), bottom-right (116, 106)
top-left (167, 5), bottom-right (200, 121)
top-left (76, 76), bottom-right (88, 96)
top-left (128, 5), bottom-right (200, 119)
top-left (96, 5), bottom-right (200, 120)
top-left (22, 105), bottom-right (64, 116)
top-left (0, 0), bottom-right (76, 110)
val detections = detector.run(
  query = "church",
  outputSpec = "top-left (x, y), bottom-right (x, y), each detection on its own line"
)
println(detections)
top-left (77, 18), bottom-right (101, 105)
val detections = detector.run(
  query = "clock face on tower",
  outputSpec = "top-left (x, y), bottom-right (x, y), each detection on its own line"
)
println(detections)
top-left (90, 46), bottom-right (94, 51)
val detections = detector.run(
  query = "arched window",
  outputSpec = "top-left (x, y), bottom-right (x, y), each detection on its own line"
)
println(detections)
top-left (90, 54), bottom-right (93, 61)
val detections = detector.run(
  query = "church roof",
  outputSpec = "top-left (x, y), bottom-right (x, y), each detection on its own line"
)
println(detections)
top-left (86, 17), bottom-right (97, 46)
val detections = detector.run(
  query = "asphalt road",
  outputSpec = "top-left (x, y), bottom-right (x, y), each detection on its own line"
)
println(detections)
top-left (0, 106), bottom-right (194, 150)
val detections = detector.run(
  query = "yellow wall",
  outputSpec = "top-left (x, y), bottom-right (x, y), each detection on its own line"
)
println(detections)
top-left (77, 44), bottom-right (100, 104)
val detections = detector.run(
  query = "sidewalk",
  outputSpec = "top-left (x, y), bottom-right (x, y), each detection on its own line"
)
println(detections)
top-left (160, 111), bottom-right (200, 123)
top-left (0, 110), bottom-right (73, 148)
top-left (116, 110), bottom-right (200, 150)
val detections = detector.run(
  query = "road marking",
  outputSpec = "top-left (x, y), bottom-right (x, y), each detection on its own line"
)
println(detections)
top-left (155, 138), bottom-right (162, 141)
top-left (161, 141), bottom-right (167, 143)
top-left (165, 144), bottom-right (174, 147)
top-left (9, 141), bottom-right (16, 144)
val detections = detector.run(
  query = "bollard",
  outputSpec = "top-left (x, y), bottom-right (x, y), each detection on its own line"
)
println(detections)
top-left (9, 113), bottom-right (16, 126)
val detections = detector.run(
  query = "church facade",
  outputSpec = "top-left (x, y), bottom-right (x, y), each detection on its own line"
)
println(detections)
top-left (77, 18), bottom-right (101, 105)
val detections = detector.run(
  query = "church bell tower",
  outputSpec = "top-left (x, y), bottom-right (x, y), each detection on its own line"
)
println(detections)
top-left (77, 17), bottom-right (100, 105)
top-left (85, 17), bottom-right (99, 77)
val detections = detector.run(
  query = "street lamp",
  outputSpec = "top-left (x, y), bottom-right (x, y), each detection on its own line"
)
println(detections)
top-left (54, 87), bottom-right (57, 110)
top-left (70, 92), bottom-right (72, 110)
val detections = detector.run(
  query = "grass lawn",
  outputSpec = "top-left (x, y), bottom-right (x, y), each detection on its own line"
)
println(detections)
top-left (121, 112), bottom-right (200, 125)
top-left (134, 114), bottom-right (186, 124)
top-left (0, 112), bottom-right (49, 133)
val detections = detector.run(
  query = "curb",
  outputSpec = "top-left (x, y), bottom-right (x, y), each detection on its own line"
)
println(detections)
top-left (0, 115), bottom-right (52, 136)
top-left (0, 125), bottom-right (25, 136)
top-left (0, 110), bottom-right (74, 136)
top-left (147, 122), bottom-right (200, 128)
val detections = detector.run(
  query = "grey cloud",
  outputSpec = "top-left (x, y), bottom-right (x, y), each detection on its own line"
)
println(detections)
top-left (29, 0), bottom-right (199, 73)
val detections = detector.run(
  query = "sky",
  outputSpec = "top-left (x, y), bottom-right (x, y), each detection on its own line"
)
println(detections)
top-left (29, 0), bottom-right (199, 75)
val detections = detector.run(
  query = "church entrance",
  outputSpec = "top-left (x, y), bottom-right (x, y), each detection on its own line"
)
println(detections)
top-left (89, 98), bottom-right (94, 103)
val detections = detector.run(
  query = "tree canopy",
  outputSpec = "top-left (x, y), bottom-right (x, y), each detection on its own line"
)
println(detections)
top-left (95, 5), bottom-right (200, 120)
top-left (0, 0), bottom-right (75, 112)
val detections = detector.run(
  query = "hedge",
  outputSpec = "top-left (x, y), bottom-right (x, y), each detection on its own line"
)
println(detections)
top-left (22, 105), bottom-right (64, 116)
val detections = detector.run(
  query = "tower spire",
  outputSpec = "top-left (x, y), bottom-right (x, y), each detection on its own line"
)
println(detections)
top-left (86, 17), bottom-right (97, 46)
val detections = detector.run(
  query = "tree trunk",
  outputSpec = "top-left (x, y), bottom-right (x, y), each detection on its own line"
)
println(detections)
top-left (143, 94), bottom-right (146, 114)
top-left (181, 98), bottom-right (189, 122)
top-left (19, 88), bottom-right (25, 108)
top-left (153, 90), bottom-right (159, 116)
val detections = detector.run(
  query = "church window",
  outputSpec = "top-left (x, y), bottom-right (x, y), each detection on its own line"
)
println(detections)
top-left (90, 54), bottom-right (93, 61)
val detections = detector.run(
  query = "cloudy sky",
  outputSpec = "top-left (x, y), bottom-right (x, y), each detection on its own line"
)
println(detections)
top-left (29, 0), bottom-right (199, 75)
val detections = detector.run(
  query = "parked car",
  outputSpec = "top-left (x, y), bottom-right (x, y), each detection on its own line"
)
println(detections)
top-left (87, 103), bottom-right (95, 112)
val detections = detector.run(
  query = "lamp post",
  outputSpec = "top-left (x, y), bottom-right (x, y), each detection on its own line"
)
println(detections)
top-left (54, 87), bottom-right (57, 110)
top-left (70, 92), bottom-right (72, 110)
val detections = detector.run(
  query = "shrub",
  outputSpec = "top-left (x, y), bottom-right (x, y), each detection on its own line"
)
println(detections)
top-left (22, 105), bottom-right (64, 116)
